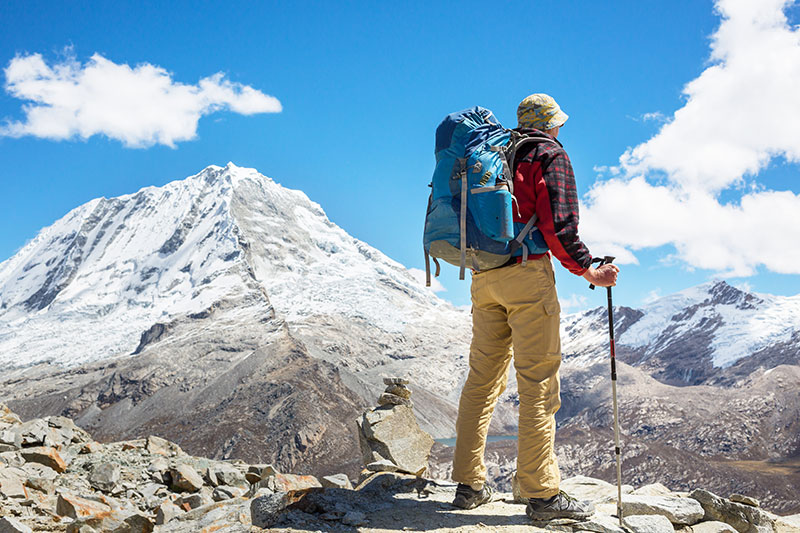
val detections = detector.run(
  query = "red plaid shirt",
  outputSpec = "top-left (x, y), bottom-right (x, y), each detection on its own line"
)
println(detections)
top-left (512, 128), bottom-right (592, 275)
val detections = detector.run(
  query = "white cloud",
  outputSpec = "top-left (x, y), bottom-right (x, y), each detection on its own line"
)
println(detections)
top-left (643, 289), bottom-right (662, 304)
top-left (408, 268), bottom-right (447, 293)
top-left (1, 53), bottom-right (282, 147)
top-left (583, 0), bottom-right (800, 276)
top-left (559, 293), bottom-right (589, 312)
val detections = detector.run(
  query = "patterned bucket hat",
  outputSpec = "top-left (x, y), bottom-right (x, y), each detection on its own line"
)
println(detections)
top-left (517, 93), bottom-right (569, 130)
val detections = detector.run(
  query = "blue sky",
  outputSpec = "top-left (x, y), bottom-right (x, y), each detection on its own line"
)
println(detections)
top-left (2, 0), bottom-right (799, 310)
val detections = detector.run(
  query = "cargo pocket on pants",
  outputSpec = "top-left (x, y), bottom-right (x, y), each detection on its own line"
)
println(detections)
top-left (542, 300), bottom-right (561, 356)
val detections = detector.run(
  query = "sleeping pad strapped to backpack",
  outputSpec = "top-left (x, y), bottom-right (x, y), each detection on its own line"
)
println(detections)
top-left (423, 106), bottom-right (554, 285)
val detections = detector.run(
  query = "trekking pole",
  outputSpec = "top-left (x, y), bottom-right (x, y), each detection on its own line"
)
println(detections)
top-left (589, 256), bottom-right (623, 527)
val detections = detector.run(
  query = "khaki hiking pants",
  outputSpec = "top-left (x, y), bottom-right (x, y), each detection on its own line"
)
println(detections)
top-left (452, 256), bottom-right (562, 499)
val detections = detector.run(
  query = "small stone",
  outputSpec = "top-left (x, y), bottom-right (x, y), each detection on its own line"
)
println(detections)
top-left (246, 463), bottom-right (277, 484)
top-left (121, 441), bottom-right (142, 451)
top-left (321, 473), bottom-right (353, 490)
top-left (211, 485), bottom-right (242, 501)
top-left (367, 459), bottom-right (401, 473)
top-left (88, 462), bottom-right (120, 493)
top-left (730, 494), bottom-right (760, 507)
top-left (378, 393), bottom-right (413, 407)
top-left (19, 447), bottom-right (67, 473)
top-left (79, 442), bottom-right (103, 454)
top-left (56, 492), bottom-right (112, 518)
top-left (155, 501), bottom-right (183, 525)
top-left (623, 514), bottom-right (675, 533)
top-left (383, 377), bottom-right (410, 386)
top-left (0, 516), bottom-right (33, 533)
top-left (342, 510), bottom-right (368, 526)
top-left (250, 491), bottom-right (290, 528)
top-left (169, 464), bottom-right (204, 492)
top-left (384, 384), bottom-right (412, 399)
top-left (146, 435), bottom-right (183, 456)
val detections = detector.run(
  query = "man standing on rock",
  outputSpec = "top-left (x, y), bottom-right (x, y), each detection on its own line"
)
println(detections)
top-left (451, 94), bottom-right (619, 520)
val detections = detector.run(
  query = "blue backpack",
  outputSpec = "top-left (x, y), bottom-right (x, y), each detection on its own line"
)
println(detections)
top-left (423, 106), bottom-right (554, 285)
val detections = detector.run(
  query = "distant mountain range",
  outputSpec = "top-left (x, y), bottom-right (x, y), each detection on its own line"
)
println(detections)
top-left (1, 164), bottom-right (797, 511)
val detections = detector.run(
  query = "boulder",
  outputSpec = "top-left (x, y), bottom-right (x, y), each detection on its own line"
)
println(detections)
top-left (56, 492), bottom-right (113, 519)
top-left (357, 404), bottom-right (433, 476)
top-left (250, 491), bottom-right (290, 528)
top-left (88, 462), bottom-right (121, 493)
top-left (252, 473), bottom-right (322, 494)
top-left (0, 430), bottom-right (22, 449)
top-left (205, 463), bottom-right (247, 488)
top-left (624, 514), bottom-right (676, 533)
top-left (155, 501), bottom-right (184, 525)
top-left (0, 466), bottom-right (28, 499)
top-left (0, 517), bottom-right (33, 533)
top-left (146, 435), bottom-right (183, 456)
top-left (621, 495), bottom-right (704, 526)
top-left (691, 521), bottom-right (740, 533)
top-left (19, 446), bottom-right (67, 473)
top-left (169, 464), bottom-right (204, 492)
top-left (691, 489), bottom-right (774, 533)
top-left (175, 489), bottom-right (213, 510)
top-left (13, 419), bottom-right (49, 447)
top-left (66, 510), bottom-right (153, 533)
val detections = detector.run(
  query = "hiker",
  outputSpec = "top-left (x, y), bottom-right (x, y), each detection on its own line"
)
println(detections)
top-left (450, 94), bottom-right (619, 520)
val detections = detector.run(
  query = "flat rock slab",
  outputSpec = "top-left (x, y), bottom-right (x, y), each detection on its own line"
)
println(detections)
top-left (621, 494), bottom-right (704, 525)
top-left (169, 464), bottom-right (204, 492)
top-left (19, 446), bottom-right (67, 473)
top-left (560, 475), bottom-right (633, 504)
top-left (0, 516), bottom-right (33, 533)
top-left (623, 514), bottom-right (676, 533)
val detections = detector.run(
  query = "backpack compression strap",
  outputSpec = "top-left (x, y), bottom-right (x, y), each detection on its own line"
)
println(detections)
top-left (457, 158), bottom-right (468, 280)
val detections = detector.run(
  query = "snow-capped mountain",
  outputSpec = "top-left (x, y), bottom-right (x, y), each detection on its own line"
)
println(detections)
top-left (560, 281), bottom-right (800, 385)
top-left (0, 163), bottom-right (479, 475)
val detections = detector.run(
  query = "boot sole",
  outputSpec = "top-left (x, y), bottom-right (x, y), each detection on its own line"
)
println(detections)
top-left (526, 509), bottom-right (593, 521)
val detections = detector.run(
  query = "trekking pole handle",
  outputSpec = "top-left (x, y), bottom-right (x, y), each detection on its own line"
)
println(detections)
top-left (588, 256), bottom-right (615, 290)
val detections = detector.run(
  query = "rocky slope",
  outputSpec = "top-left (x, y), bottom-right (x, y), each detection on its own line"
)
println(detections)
top-left (3, 403), bottom-right (799, 533)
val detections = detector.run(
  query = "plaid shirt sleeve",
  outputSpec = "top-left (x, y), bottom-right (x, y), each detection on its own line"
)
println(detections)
top-left (535, 148), bottom-right (593, 275)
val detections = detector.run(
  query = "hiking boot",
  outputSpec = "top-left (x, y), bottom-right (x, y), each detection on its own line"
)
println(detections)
top-left (526, 491), bottom-right (595, 521)
top-left (452, 483), bottom-right (494, 509)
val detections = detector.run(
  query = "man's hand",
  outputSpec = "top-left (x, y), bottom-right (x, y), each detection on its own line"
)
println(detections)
top-left (582, 264), bottom-right (619, 287)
